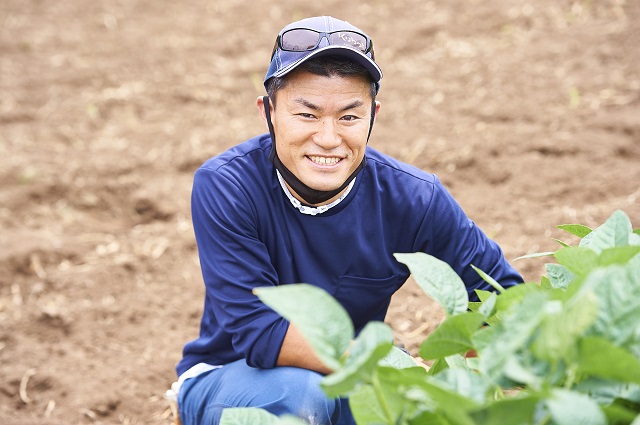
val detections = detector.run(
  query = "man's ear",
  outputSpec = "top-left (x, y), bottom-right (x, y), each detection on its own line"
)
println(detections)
top-left (256, 96), bottom-right (270, 127)
top-left (373, 100), bottom-right (381, 121)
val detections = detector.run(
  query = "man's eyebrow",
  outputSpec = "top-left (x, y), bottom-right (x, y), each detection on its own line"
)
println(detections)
top-left (340, 100), bottom-right (364, 111)
top-left (294, 98), bottom-right (365, 112)
top-left (294, 98), bottom-right (320, 110)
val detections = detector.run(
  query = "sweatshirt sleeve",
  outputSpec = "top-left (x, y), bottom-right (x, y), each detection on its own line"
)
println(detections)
top-left (191, 166), bottom-right (288, 368)
top-left (415, 177), bottom-right (524, 300)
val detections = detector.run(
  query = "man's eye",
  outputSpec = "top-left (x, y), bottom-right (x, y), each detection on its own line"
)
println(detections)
top-left (298, 113), bottom-right (316, 119)
top-left (342, 115), bottom-right (359, 121)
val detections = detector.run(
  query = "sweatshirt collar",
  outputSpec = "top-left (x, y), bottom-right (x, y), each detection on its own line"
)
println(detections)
top-left (276, 170), bottom-right (355, 216)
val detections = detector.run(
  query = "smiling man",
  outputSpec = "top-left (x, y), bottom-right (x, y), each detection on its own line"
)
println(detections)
top-left (172, 16), bottom-right (523, 425)
top-left (259, 70), bottom-right (376, 197)
top-left (258, 67), bottom-right (378, 209)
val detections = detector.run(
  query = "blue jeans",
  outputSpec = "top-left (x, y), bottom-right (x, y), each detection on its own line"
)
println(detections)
top-left (178, 359), bottom-right (355, 425)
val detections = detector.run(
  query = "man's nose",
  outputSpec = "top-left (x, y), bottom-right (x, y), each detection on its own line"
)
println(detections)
top-left (313, 119), bottom-right (341, 149)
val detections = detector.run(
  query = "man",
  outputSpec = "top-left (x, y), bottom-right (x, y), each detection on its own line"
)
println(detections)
top-left (172, 15), bottom-right (523, 425)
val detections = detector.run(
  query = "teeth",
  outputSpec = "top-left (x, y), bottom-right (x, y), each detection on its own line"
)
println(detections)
top-left (309, 156), bottom-right (340, 165)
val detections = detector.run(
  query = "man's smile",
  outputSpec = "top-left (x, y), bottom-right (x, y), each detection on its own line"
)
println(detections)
top-left (308, 156), bottom-right (342, 166)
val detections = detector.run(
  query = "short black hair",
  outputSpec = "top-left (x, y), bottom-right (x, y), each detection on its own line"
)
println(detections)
top-left (266, 55), bottom-right (377, 107)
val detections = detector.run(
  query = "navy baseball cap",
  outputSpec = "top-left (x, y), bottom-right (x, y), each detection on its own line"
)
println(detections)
top-left (264, 16), bottom-right (382, 92)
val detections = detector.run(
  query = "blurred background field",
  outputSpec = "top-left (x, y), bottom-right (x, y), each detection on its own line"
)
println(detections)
top-left (1, 1), bottom-right (638, 423)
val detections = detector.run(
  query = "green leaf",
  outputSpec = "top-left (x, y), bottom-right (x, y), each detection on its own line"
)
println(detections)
top-left (580, 210), bottom-right (632, 253)
top-left (598, 246), bottom-right (640, 267)
top-left (478, 283), bottom-right (542, 326)
top-left (432, 367), bottom-right (492, 404)
top-left (470, 395), bottom-right (541, 425)
top-left (220, 408), bottom-right (307, 425)
top-left (445, 353), bottom-right (469, 370)
top-left (471, 264), bottom-right (506, 293)
top-left (540, 275), bottom-right (552, 289)
top-left (373, 366), bottom-right (439, 424)
top-left (407, 412), bottom-right (448, 425)
top-left (514, 251), bottom-right (555, 261)
top-left (502, 357), bottom-right (544, 389)
top-left (419, 313), bottom-right (485, 360)
top-left (320, 321), bottom-right (393, 397)
top-left (427, 357), bottom-right (450, 376)
top-left (552, 238), bottom-right (571, 247)
top-left (379, 345), bottom-right (419, 369)
top-left (379, 366), bottom-right (479, 423)
top-left (634, 228), bottom-right (640, 236)
top-left (553, 247), bottom-right (598, 276)
top-left (531, 291), bottom-right (598, 363)
top-left (470, 326), bottom-right (494, 353)
top-left (495, 283), bottom-right (543, 314)
top-left (254, 284), bottom-right (353, 371)
top-left (545, 263), bottom-right (576, 289)
top-left (574, 379), bottom-right (640, 405)
top-left (395, 252), bottom-right (468, 316)
top-left (557, 223), bottom-right (593, 238)
top-left (580, 264), bottom-right (640, 345)
top-left (478, 292), bottom-right (548, 382)
top-left (577, 337), bottom-right (640, 384)
top-left (474, 289), bottom-right (493, 302)
top-left (415, 381), bottom-right (474, 424)
top-left (348, 385), bottom-right (389, 425)
top-left (468, 301), bottom-right (481, 312)
top-left (601, 401), bottom-right (640, 425)
top-left (546, 389), bottom-right (607, 425)
top-left (478, 292), bottom-right (497, 320)
top-left (220, 408), bottom-right (276, 425)
top-left (631, 250), bottom-right (640, 270)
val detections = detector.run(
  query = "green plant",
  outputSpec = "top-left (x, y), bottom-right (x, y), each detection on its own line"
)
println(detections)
top-left (220, 209), bottom-right (640, 425)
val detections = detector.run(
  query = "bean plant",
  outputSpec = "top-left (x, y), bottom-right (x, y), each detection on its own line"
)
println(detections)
top-left (220, 210), bottom-right (640, 425)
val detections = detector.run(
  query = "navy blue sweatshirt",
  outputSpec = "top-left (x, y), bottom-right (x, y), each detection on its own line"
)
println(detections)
top-left (177, 134), bottom-right (522, 375)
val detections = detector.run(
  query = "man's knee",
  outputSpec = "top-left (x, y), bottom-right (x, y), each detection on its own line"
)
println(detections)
top-left (257, 367), bottom-right (339, 424)
top-left (180, 363), bottom-right (341, 425)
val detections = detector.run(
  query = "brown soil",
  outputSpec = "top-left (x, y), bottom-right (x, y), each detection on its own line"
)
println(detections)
top-left (1, 1), bottom-right (639, 424)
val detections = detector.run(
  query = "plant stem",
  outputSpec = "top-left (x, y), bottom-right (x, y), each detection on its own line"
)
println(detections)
top-left (372, 371), bottom-right (395, 424)
top-left (564, 365), bottom-right (577, 389)
top-left (535, 413), bottom-right (552, 425)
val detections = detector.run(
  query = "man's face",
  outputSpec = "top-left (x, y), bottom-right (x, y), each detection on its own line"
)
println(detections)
top-left (265, 70), bottom-right (379, 203)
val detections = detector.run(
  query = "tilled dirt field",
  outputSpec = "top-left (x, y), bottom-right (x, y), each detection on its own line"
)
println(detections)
top-left (1, 1), bottom-right (639, 424)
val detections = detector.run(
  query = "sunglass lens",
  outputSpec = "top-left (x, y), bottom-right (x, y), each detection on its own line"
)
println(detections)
top-left (281, 29), bottom-right (320, 51)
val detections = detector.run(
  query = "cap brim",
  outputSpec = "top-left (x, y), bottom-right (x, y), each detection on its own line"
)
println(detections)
top-left (272, 45), bottom-right (382, 83)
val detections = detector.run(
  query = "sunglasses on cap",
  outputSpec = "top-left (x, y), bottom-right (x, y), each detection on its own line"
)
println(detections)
top-left (271, 28), bottom-right (375, 60)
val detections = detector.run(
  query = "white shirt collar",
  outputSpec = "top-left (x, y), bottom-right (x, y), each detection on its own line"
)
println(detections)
top-left (276, 170), bottom-right (355, 216)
